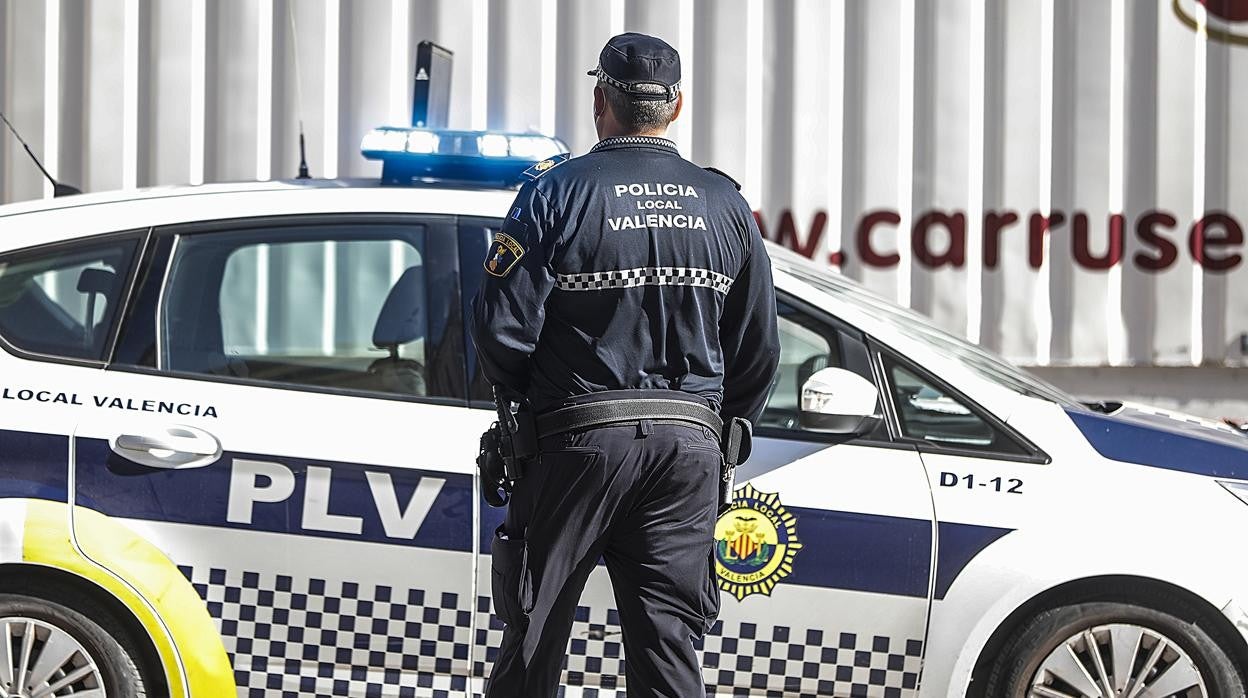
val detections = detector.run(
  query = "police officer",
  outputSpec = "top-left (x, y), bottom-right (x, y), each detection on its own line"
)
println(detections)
top-left (472, 32), bottom-right (780, 697)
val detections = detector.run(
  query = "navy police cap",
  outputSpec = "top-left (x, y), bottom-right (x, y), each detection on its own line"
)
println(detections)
top-left (587, 33), bottom-right (681, 102)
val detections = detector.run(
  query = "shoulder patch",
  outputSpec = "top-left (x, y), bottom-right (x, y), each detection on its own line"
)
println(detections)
top-left (484, 229), bottom-right (526, 277)
top-left (703, 166), bottom-right (741, 191)
top-left (521, 152), bottom-right (571, 181)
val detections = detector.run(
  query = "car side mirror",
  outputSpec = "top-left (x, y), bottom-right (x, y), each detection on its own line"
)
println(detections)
top-left (799, 367), bottom-right (882, 437)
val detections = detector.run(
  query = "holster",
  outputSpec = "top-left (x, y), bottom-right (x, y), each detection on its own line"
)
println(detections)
top-left (719, 417), bottom-right (752, 515)
top-left (503, 410), bottom-right (537, 480)
top-left (477, 425), bottom-right (510, 508)
top-left (477, 387), bottom-right (540, 508)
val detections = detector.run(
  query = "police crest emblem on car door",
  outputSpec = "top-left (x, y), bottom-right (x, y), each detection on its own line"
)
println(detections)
top-left (714, 483), bottom-right (803, 601)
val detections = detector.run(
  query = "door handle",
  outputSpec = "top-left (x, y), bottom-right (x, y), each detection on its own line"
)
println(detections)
top-left (115, 433), bottom-right (218, 456)
top-left (109, 425), bottom-right (222, 470)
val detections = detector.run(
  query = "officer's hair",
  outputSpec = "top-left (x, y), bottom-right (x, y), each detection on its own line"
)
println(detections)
top-left (599, 81), bottom-right (678, 133)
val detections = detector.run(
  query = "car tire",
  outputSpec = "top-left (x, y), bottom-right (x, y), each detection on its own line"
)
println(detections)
top-left (0, 593), bottom-right (148, 697)
top-left (986, 601), bottom-right (1244, 697)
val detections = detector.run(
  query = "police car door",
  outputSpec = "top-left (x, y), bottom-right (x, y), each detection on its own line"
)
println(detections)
top-left (72, 215), bottom-right (485, 695)
top-left (697, 295), bottom-right (935, 696)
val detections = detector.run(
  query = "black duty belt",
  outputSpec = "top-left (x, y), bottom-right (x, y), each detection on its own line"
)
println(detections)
top-left (535, 399), bottom-right (723, 440)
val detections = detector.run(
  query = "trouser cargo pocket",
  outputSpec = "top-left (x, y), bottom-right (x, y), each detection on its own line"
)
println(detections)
top-left (698, 547), bottom-right (722, 636)
top-left (490, 526), bottom-right (533, 628)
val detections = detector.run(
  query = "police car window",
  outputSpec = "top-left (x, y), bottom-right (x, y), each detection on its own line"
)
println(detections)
top-left (886, 358), bottom-right (1027, 455)
top-left (158, 225), bottom-right (438, 398)
top-left (0, 237), bottom-right (138, 362)
top-left (759, 300), bottom-right (847, 431)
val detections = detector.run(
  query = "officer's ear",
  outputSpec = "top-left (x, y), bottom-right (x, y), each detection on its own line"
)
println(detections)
top-left (669, 91), bottom-right (684, 125)
top-left (593, 85), bottom-right (607, 121)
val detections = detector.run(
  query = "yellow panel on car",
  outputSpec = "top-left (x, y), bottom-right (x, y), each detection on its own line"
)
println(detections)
top-left (21, 499), bottom-right (235, 697)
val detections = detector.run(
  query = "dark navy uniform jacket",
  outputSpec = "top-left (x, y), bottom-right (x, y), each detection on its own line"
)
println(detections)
top-left (471, 135), bottom-right (780, 426)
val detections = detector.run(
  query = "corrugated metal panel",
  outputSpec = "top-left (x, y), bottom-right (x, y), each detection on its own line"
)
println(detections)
top-left (1, 0), bottom-right (1245, 368)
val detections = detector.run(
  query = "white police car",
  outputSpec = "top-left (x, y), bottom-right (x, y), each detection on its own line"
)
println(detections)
top-left (0, 128), bottom-right (1245, 698)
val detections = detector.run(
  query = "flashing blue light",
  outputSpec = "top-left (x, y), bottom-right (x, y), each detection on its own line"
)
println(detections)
top-left (360, 127), bottom-right (569, 186)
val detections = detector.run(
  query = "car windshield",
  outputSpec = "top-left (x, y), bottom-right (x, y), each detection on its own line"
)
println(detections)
top-left (774, 255), bottom-right (1081, 409)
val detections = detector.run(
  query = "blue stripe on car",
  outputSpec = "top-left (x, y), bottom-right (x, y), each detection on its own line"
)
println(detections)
top-left (934, 521), bottom-right (1011, 599)
top-left (1068, 409), bottom-right (1248, 479)
top-left (72, 436), bottom-right (474, 554)
top-left (0, 430), bottom-right (68, 501)
top-left (20, 433), bottom-right (1013, 599)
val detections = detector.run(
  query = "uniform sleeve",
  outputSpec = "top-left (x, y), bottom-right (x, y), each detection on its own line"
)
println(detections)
top-left (719, 211), bottom-right (781, 426)
top-left (470, 181), bottom-right (557, 396)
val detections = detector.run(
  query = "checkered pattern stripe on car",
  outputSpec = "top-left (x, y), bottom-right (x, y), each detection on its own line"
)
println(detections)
top-left (555, 266), bottom-right (734, 295)
top-left (182, 566), bottom-right (922, 697)
top-left (180, 566), bottom-right (471, 697)
top-left (480, 602), bottom-right (923, 697)
top-left (697, 625), bottom-right (923, 697)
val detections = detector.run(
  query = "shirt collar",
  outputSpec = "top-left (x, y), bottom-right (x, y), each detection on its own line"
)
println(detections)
top-left (590, 135), bottom-right (679, 154)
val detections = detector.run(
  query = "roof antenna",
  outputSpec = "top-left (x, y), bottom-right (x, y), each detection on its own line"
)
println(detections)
top-left (297, 120), bottom-right (310, 179)
top-left (287, 3), bottom-right (311, 179)
top-left (0, 110), bottom-right (81, 197)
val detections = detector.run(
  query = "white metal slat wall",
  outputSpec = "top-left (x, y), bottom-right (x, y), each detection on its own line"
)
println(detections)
top-left (1223, 44), bottom-right (1248, 366)
top-left (0, 0), bottom-right (1245, 374)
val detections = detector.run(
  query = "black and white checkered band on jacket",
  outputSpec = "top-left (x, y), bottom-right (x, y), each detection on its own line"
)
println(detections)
top-left (555, 266), bottom-right (735, 295)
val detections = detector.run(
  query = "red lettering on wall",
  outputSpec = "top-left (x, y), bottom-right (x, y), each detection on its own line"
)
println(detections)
top-left (857, 210), bottom-right (902, 268)
top-left (1028, 212), bottom-right (1066, 269)
top-left (754, 210), bottom-right (827, 260)
top-left (1190, 211), bottom-right (1244, 272)
top-left (1135, 212), bottom-right (1179, 271)
top-left (1071, 213), bottom-right (1125, 270)
top-left (912, 211), bottom-right (967, 268)
top-left (983, 211), bottom-right (1020, 269)
top-left (753, 207), bottom-right (1242, 273)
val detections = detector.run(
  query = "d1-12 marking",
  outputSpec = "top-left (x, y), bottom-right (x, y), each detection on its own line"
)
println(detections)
top-left (938, 472), bottom-right (1023, 494)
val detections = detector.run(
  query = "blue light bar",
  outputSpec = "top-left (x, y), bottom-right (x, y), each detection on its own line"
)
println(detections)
top-left (360, 127), bottom-right (569, 186)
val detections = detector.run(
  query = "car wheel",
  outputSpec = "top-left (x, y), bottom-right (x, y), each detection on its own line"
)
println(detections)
top-left (0, 593), bottom-right (147, 697)
top-left (987, 601), bottom-right (1244, 697)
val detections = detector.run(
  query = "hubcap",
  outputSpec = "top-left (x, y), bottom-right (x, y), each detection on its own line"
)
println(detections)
top-left (0, 617), bottom-right (105, 697)
top-left (1029, 623), bottom-right (1206, 698)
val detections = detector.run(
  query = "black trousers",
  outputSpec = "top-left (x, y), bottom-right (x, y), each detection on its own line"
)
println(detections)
top-left (485, 420), bottom-right (722, 697)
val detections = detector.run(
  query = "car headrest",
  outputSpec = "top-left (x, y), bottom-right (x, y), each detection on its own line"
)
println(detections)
top-left (373, 266), bottom-right (426, 349)
top-left (77, 267), bottom-right (117, 295)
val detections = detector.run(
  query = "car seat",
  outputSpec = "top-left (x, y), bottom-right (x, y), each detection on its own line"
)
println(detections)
top-left (369, 266), bottom-right (427, 396)
top-left (76, 267), bottom-right (118, 358)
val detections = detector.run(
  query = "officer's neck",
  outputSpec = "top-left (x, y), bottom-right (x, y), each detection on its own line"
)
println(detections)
top-left (596, 126), bottom-right (670, 141)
